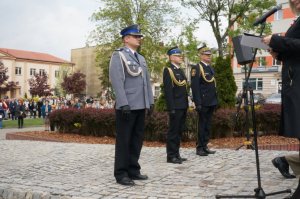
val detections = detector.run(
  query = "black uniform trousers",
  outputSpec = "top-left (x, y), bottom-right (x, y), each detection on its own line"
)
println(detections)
top-left (167, 109), bottom-right (187, 158)
top-left (114, 109), bottom-right (145, 181)
top-left (197, 106), bottom-right (215, 151)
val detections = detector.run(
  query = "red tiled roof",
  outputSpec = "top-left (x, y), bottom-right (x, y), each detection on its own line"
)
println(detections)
top-left (0, 48), bottom-right (71, 64)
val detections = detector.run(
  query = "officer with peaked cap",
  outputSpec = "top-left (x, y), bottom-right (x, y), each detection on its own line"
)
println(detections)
top-left (191, 45), bottom-right (218, 156)
top-left (163, 46), bottom-right (189, 164)
top-left (109, 24), bottom-right (154, 186)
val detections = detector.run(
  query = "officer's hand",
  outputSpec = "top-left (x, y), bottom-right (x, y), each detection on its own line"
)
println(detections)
top-left (120, 105), bottom-right (131, 120)
top-left (195, 105), bottom-right (202, 113)
top-left (169, 110), bottom-right (176, 118)
top-left (147, 104), bottom-right (154, 116)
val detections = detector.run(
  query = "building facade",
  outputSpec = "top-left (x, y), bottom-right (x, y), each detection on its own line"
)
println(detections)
top-left (71, 46), bottom-right (102, 97)
top-left (232, 0), bottom-right (296, 97)
top-left (0, 48), bottom-right (74, 98)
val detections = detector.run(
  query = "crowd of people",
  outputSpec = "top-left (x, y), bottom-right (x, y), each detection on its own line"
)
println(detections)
top-left (0, 96), bottom-right (114, 129)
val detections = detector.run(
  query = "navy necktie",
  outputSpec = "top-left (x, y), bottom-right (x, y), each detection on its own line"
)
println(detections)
top-left (134, 52), bottom-right (139, 63)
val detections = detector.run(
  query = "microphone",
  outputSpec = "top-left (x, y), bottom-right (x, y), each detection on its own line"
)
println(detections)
top-left (253, 4), bottom-right (282, 26)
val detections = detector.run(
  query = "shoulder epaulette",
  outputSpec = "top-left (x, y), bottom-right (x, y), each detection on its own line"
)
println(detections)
top-left (115, 47), bottom-right (124, 51)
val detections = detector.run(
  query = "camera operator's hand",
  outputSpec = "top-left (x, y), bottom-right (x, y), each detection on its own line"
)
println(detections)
top-left (195, 105), bottom-right (202, 113)
top-left (147, 104), bottom-right (154, 116)
top-left (120, 105), bottom-right (131, 120)
top-left (169, 110), bottom-right (176, 118)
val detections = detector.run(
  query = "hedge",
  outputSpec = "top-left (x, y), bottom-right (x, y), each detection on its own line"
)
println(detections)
top-left (49, 104), bottom-right (281, 142)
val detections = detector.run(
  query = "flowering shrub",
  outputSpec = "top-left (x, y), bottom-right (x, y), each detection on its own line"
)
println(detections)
top-left (49, 104), bottom-right (281, 140)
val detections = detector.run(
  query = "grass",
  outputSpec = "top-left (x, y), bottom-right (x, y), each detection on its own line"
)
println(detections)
top-left (2, 118), bottom-right (44, 128)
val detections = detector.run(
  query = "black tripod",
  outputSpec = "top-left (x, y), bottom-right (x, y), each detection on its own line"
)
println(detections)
top-left (235, 66), bottom-right (255, 151)
top-left (216, 22), bottom-right (291, 199)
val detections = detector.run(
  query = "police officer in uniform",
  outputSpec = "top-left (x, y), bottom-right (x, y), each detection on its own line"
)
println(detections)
top-left (191, 45), bottom-right (217, 156)
top-left (163, 46), bottom-right (188, 164)
top-left (109, 24), bottom-right (154, 186)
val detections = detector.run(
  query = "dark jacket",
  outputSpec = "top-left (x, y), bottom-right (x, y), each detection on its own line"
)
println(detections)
top-left (269, 17), bottom-right (300, 138)
top-left (163, 64), bottom-right (188, 111)
top-left (191, 62), bottom-right (218, 107)
top-left (15, 104), bottom-right (25, 117)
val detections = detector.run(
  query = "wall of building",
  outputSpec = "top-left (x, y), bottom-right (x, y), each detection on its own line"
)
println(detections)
top-left (71, 46), bottom-right (102, 97)
top-left (0, 57), bottom-right (72, 98)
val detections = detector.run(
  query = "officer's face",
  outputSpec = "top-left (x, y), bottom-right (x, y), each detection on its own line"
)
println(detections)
top-left (124, 35), bottom-right (143, 49)
top-left (200, 53), bottom-right (212, 64)
top-left (169, 54), bottom-right (183, 65)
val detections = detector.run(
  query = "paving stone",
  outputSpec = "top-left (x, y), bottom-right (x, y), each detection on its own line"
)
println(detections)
top-left (0, 127), bottom-right (298, 198)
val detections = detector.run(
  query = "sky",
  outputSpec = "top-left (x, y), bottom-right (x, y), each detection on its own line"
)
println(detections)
top-left (0, 0), bottom-right (217, 61)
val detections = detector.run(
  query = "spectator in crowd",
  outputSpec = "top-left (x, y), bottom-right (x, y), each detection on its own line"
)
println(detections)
top-left (41, 100), bottom-right (52, 131)
top-left (0, 106), bottom-right (5, 129)
top-left (15, 99), bottom-right (25, 128)
top-left (29, 99), bottom-right (37, 119)
top-left (9, 99), bottom-right (17, 120)
top-left (37, 99), bottom-right (43, 118)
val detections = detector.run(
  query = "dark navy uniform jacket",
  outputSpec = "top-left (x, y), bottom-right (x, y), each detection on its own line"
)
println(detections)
top-left (191, 61), bottom-right (217, 107)
top-left (163, 63), bottom-right (188, 111)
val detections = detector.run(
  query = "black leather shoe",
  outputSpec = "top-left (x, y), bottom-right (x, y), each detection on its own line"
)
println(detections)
top-left (129, 174), bottom-right (148, 180)
top-left (178, 156), bottom-right (187, 161)
top-left (204, 148), bottom-right (216, 154)
top-left (196, 149), bottom-right (208, 156)
top-left (167, 157), bottom-right (182, 164)
top-left (272, 157), bottom-right (296, 179)
top-left (116, 177), bottom-right (135, 186)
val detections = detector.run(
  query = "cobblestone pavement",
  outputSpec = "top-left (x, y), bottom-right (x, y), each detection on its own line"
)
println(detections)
top-left (0, 127), bottom-right (44, 140)
top-left (0, 128), bottom-right (298, 199)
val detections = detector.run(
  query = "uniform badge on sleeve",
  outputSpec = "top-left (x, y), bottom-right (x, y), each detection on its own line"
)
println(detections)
top-left (191, 69), bottom-right (196, 77)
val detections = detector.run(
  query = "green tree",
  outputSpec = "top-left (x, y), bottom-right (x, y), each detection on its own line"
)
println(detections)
top-left (90, 0), bottom-right (178, 88)
top-left (173, 22), bottom-right (203, 64)
top-left (181, 0), bottom-right (276, 57)
top-left (214, 56), bottom-right (237, 108)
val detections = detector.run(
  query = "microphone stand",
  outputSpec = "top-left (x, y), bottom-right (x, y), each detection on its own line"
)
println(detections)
top-left (215, 22), bottom-right (291, 199)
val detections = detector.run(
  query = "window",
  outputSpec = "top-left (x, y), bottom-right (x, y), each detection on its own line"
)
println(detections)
top-left (15, 67), bottom-right (21, 75)
top-left (274, 9), bottom-right (283, 20)
top-left (273, 58), bottom-right (282, 66)
top-left (39, 69), bottom-right (45, 75)
top-left (30, 68), bottom-right (36, 76)
top-left (243, 78), bottom-right (263, 91)
top-left (55, 70), bottom-right (60, 78)
top-left (257, 57), bottom-right (266, 66)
